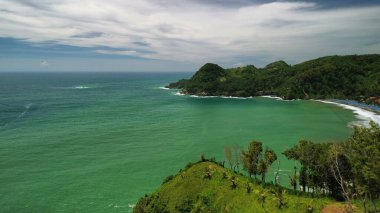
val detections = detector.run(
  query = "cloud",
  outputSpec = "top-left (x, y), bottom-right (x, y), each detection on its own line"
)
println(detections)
top-left (0, 0), bottom-right (379, 66)
top-left (40, 60), bottom-right (49, 66)
top-left (94, 49), bottom-right (137, 56)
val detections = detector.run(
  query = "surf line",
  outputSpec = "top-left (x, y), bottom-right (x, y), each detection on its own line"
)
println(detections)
top-left (316, 100), bottom-right (380, 126)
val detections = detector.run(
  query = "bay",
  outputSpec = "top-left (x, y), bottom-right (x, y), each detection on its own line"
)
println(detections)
top-left (0, 72), bottom-right (356, 212)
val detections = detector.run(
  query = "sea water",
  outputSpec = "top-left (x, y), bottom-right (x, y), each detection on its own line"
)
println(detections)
top-left (0, 72), bottom-right (357, 212)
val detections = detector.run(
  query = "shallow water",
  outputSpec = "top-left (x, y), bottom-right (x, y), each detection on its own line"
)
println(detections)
top-left (0, 72), bottom-right (356, 212)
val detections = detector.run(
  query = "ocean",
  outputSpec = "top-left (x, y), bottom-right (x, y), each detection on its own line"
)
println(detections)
top-left (0, 72), bottom-right (357, 212)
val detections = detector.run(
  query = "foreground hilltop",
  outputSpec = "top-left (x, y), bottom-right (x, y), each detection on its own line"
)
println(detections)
top-left (167, 54), bottom-right (380, 105)
top-left (134, 161), bottom-right (343, 213)
top-left (134, 122), bottom-right (380, 212)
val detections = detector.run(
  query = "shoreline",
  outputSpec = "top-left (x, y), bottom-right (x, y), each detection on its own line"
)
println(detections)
top-left (161, 87), bottom-right (380, 126)
top-left (315, 100), bottom-right (380, 126)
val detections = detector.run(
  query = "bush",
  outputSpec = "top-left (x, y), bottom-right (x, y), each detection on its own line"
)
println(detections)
top-left (230, 176), bottom-right (237, 189)
top-left (185, 162), bottom-right (195, 170)
top-left (200, 154), bottom-right (206, 162)
top-left (162, 175), bottom-right (175, 185)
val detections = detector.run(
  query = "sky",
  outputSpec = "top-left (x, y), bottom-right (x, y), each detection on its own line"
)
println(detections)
top-left (0, 0), bottom-right (380, 72)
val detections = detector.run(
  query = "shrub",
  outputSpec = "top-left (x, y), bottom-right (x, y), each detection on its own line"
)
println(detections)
top-left (230, 176), bottom-right (237, 189)
top-left (162, 175), bottom-right (175, 185)
top-left (185, 162), bottom-right (194, 170)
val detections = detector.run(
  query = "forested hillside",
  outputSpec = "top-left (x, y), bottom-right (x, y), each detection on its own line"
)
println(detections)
top-left (167, 55), bottom-right (380, 105)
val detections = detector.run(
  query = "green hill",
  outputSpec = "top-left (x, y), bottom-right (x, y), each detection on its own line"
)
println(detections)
top-left (167, 54), bottom-right (380, 105)
top-left (133, 123), bottom-right (380, 212)
top-left (134, 161), bottom-right (338, 213)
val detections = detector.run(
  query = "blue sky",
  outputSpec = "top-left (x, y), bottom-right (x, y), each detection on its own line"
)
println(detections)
top-left (1, 0), bottom-right (380, 72)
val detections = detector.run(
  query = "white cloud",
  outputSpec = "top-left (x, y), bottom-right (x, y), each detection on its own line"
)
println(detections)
top-left (40, 60), bottom-right (49, 66)
top-left (0, 0), bottom-right (380, 66)
top-left (94, 49), bottom-right (137, 55)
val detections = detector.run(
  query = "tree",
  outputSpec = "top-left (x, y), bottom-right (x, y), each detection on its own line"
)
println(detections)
top-left (257, 159), bottom-right (267, 183)
top-left (258, 148), bottom-right (277, 183)
top-left (283, 140), bottom-right (331, 194)
top-left (242, 141), bottom-right (263, 179)
top-left (346, 121), bottom-right (380, 212)
top-left (224, 146), bottom-right (233, 170)
top-left (289, 166), bottom-right (297, 192)
top-left (328, 144), bottom-right (353, 212)
top-left (299, 166), bottom-right (307, 192)
top-left (233, 144), bottom-right (240, 172)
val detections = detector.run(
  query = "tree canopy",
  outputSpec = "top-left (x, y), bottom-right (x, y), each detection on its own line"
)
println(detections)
top-left (167, 54), bottom-right (380, 105)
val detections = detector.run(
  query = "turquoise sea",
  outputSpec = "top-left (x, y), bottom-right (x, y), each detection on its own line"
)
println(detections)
top-left (0, 72), bottom-right (356, 212)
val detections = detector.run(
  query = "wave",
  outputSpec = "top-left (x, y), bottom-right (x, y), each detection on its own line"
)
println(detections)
top-left (74, 85), bottom-right (90, 89)
top-left (316, 100), bottom-right (380, 127)
top-left (189, 95), bottom-right (218, 98)
top-left (221, 96), bottom-right (252, 100)
top-left (173, 91), bottom-right (185, 96)
top-left (18, 103), bottom-right (32, 118)
top-left (0, 103), bottom-right (33, 129)
top-left (173, 92), bottom-right (252, 99)
top-left (260, 96), bottom-right (301, 102)
top-left (53, 85), bottom-right (92, 90)
top-left (159, 86), bottom-right (170, 90)
top-left (260, 95), bottom-right (283, 100)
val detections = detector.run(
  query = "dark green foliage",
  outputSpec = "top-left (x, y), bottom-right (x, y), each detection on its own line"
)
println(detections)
top-left (167, 54), bottom-right (380, 104)
top-left (162, 174), bottom-right (175, 185)
top-left (231, 176), bottom-right (238, 189)
top-left (346, 121), bottom-right (380, 210)
top-left (283, 140), bottom-right (339, 196)
top-left (242, 141), bottom-right (263, 179)
top-left (284, 122), bottom-right (380, 211)
top-left (166, 79), bottom-right (188, 89)
top-left (175, 198), bottom-right (194, 213)
top-left (259, 148), bottom-right (278, 183)
top-left (289, 166), bottom-right (297, 192)
top-left (133, 194), bottom-right (169, 213)
top-left (256, 188), bottom-right (267, 208)
top-left (204, 167), bottom-right (212, 180)
top-left (222, 171), bottom-right (228, 179)
top-left (185, 162), bottom-right (195, 170)
top-left (246, 183), bottom-right (252, 194)
top-left (200, 153), bottom-right (206, 162)
top-left (272, 187), bottom-right (288, 209)
top-left (242, 141), bottom-right (278, 184)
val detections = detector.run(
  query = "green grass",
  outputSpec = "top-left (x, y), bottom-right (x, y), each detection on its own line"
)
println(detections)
top-left (134, 161), bottom-right (342, 212)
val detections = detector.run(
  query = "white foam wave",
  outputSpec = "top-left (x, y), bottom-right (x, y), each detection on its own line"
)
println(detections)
top-left (316, 100), bottom-right (380, 127)
top-left (173, 91), bottom-right (185, 96)
top-left (74, 85), bottom-right (90, 89)
top-left (221, 96), bottom-right (251, 99)
top-left (189, 95), bottom-right (218, 98)
top-left (159, 86), bottom-right (170, 90)
top-left (260, 95), bottom-right (284, 100)
top-left (173, 92), bottom-right (252, 99)
top-left (260, 96), bottom-right (301, 101)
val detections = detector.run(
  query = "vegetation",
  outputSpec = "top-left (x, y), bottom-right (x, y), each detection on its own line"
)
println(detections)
top-left (134, 161), bottom-right (334, 213)
top-left (134, 122), bottom-right (380, 212)
top-left (166, 54), bottom-right (380, 105)
top-left (283, 121), bottom-right (380, 212)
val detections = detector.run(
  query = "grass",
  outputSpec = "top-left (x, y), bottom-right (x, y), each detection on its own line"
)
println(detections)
top-left (134, 161), bottom-right (345, 212)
